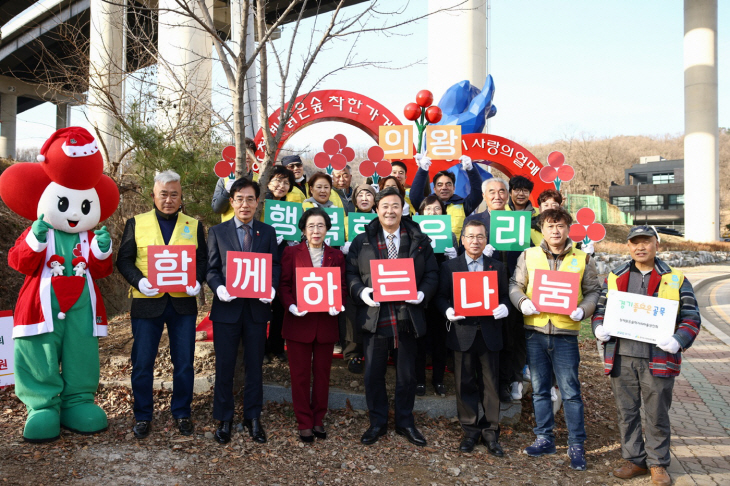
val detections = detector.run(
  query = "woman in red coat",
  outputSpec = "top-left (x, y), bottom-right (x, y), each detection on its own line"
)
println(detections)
top-left (279, 207), bottom-right (347, 442)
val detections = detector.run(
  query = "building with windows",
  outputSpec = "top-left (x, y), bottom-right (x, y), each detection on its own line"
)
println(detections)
top-left (608, 156), bottom-right (684, 228)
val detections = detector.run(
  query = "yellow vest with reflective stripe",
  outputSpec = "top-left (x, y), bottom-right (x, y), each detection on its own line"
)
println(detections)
top-left (607, 269), bottom-right (683, 306)
top-left (525, 246), bottom-right (587, 331)
top-left (447, 204), bottom-right (466, 237)
top-left (132, 210), bottom-right (199, 299)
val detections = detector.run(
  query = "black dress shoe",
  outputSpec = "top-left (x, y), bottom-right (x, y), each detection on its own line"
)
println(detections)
top-left (243, 418), bottom-right (267, 443)
top-left (360, 425), bottom-right (387, 445)
top-left (214, 421), bottom-right (232, 444)
top-left (486, 440), bottom-right (504, 457)
top-left (313, 427), bottom-right (327, 440)
top-left (459, 436), bottom-right (478, 453)
top-left (434, 383), bottom-right (447, 397)
top-left (133, 420), bottom-right (151, 439)
top-left (299, 430), bottom-right (314, 443)
top-left (176, 417), bottom-right (194, 436)
top-left (395, 426), bottom-right (427, 447)
top-left (415, 384), bottom-right (426, 396)
top-left (499, 386), bottom-right (513, 403)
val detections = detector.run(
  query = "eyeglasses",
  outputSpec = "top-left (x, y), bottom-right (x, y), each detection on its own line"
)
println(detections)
top-left (231, 196), bottom-right (257, 206)
top-left (463, 235), bottom-right (486, 242)
top-left (270, 178), bottom-right (290, 187)
top-left (512, 188), bottom-right (531, 194)
top-left (305, 224), bottom-right (326, 231)
top-left (287, 163), bottom-right (303, 169)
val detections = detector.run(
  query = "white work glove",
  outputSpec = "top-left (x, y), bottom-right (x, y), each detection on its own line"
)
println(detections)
top-left (492, 304), bottom-right (509, 320)
top-left (138, 278), bottom-right (159, 297)
top-left (341, 241), bottom-right (352, 255)
top-left (216, 285), bottom-right (236, 302)
top-left (288, 304), bottom-right (308, 317)
top-left (594, 325), bottom-right (611, 342)
top-left (259, 287), bottom-right (275, 304)
top-left (482, 244), bottom-right (496, 258)
top-left (582, 241), bottom-right (595, 255)
top-left (460, 155), bottom-right (473, 171)
top-left (414, 152), bottom-right (432, 171)
top-left (185, 281), bottom-right (201, 297)
top-left (360, 287), bottom-right (380, 307)
top-left (570, 307), bottom-right (585, 322)
top-left (444, 247), bottom-right (457, 259)
top-left (276, 235), bottom-right (284, 245)
top-left (445, 307), bottom-right (465, 322)
top-left (520, 299), bottom-right (540, 316)
top-left (656, 336), bottom-right (681, 354)
top-left (405, 291), bottom-right (425, 305)
top-left (328, 305), bottom-right (345, 316)
top-left (287, 240), bottom-right (299, 246)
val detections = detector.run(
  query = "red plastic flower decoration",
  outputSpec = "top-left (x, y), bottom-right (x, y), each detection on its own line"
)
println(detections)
top-left (539, 151), bottom-right (574, 191)
top-left (214, 146), bottom-right (236, 178)
top-left (569, 208), bottom-right (606, 244)
top-left (404, 89), bottom-right (443, 154)
top-left (314, 134), bottom-right (355, 174)
top-left (359, 146), bottom-right (392, 183)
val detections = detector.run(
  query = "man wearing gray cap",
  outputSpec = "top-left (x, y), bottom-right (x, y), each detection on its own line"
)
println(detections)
top-left (592, 225), bottom-right (701, 486)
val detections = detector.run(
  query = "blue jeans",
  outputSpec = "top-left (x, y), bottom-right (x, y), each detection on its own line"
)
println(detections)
top-left (525, 330), bottom-right (586, 445)
top-left (131, 300), bottom-right (196, 421)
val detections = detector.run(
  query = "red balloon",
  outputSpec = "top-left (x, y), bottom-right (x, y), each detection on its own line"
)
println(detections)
top-left (334, 134), bottom-right (347, 149)
top-left (576, 207), bottom-right (596, 225)
top-left (313, 152), bottom-right (331, 169)
top-left (375, 161), bottom-right (392, 177)
top-left (547, 151), bottom-right (564, 168)
top-left (323, 139), bottom-right (340, 156)
top-left (368, 146), bottom-right (385, 162)
top-left (539, 166), bottom-right (557, 183)
top-left (586, 223), bottom-right (606, 242)
top-left (330, 153), bottom-right (347, 171)
top-left (569, 224), bottom-right (587, 242)
top-left (425, 106), bottom-right (442, 124)
top-left (214, 160), bottom-right (233, 178)
top-left (404, 102), bottom-right (422, 121)
top-left (557, 164), bottom-right (574, 182)
top-left (359, 160), bottom-right (376, 178)
top-left (341, 146), bottom-right (355, 162)
top-left (222, 145), bottom-right (236, 162)
top-left (416, 90), bottom-right (434, 108)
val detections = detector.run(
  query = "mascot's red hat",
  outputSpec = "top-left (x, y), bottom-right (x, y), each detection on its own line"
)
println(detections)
top-left (0, 127), bottom-right (119, 221)
top-left (72, 256), bottom-right (87, 268)
top-left (47, 255), bottom-right (65, 268)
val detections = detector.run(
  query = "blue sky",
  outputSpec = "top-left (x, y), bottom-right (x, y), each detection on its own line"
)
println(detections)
top-left (11, 0), bottom-right (729, 152)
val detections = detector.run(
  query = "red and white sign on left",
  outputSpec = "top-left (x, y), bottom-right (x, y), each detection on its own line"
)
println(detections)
top-left (226, 252), bottom-right (273, 299)
top-left (0, 310), bottom-right (14, 387)
top-left (147, 245), bottom-right (196, 293)
top-left (532, 269), bottom-right (580, 316)
top-left (296, 268), bottom-right (343, 313)
top-left (370, 259), bottom-right (417, 302)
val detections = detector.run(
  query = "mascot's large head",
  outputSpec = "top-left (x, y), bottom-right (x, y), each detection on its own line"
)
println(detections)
top-left (0, 127), bottom-right (119, 233)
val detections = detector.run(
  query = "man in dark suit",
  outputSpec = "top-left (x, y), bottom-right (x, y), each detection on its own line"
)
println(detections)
top-left (434, 219), bottom-right (510, 456)
top-left (346, 187), bottom-right (439, 447)
top-left (206, 177), bottom-right (280, 444)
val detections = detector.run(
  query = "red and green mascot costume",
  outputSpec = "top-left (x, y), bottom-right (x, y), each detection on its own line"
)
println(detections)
top-left (0, 127), bottom-right (119, 442)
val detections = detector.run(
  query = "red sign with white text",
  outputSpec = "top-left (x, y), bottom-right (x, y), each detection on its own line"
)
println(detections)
top-left (532, 269), bottom-right (580, 315)
top-left (296, 267), bottom-right (343, 313)
top-left (452, 271), bottom-right (499, 317)
top-left (370, 259), bottom-right (417, 302)
top-left (147, 245), bottom-right (196, 293)
top-left (226, 252), bottom-right (273, 299)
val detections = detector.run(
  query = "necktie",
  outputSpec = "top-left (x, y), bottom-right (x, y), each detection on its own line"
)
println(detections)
top-left (242, 224), bottom-right (252, 252)
top-left (469, 259), bottom-right (479, 272)
top-left (387, 234), bottom-right (397, 259)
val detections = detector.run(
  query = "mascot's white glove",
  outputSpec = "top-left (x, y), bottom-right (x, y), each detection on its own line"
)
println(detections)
top-left (138, 278), bottom-right (160, 297)
top-left (405, 291), bottom-right (425, 305)
top-left (583, 241), bottom-right (595, 255)
top-left (216, 285), bottom-right (236, 302)
top-left (415, 152), bottom-right (432, 171)
top-left (482, 244), bottom-right (496, 258)
top-left (260, 287), bottom-right (276, 304)
top-left (289, 304), bottom-right (308, 317)
top-left (570, 308), bottom-right (585, 322)
top-left (445, 307), bottom-right (465, 322)
top-left (360, 287), bottom-right (380, 307)
top-left (444, 247), bottom-right (457, 259)
top-left (276, 235), bottom-right (284, 245)
top-left (341, 241), bottom-right (352, 255)
top-left (328, 305), bottom-right (345, 316)
top-left (657, 336), bottom-right (681, 354)
top-left (460, 155), bottom-right (473, 171)
top-left (492, 304), bottom-right (509, 320)
top-left (520, 299), bottom-right (540, 316)
top-left (594, 325), bottom-right (611, 342)
top-left (185, 281), bottom-right (201, 297)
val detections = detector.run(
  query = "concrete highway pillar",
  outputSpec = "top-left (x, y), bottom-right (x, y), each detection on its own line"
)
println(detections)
top-left (157, 0), bottom-right (213, 136)
top-left (0, 93), bottom-right (17, 159)
top-left (684, 0), bottom-right (719, 241)
top-left (56, 103), bottom-right (69, 130)
top-left (88, 0), bottom-right (124, 171)
top-left (427, 0), bottom-right (487, 111)
top-left (230, 0), bottom-right (259, 140)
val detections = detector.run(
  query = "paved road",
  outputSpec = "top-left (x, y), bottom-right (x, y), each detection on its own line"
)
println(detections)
top-left (696, 278), bottom-right (730, 339)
